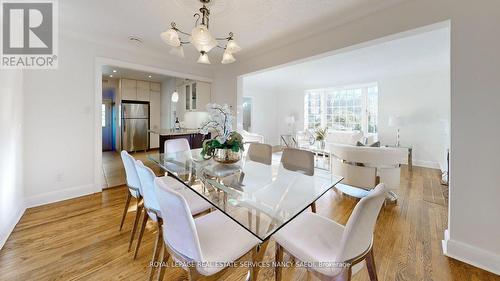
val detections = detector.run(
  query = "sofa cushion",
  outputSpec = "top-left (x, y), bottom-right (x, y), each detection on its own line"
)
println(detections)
top-left (325, 130), bottom-right (364, 145)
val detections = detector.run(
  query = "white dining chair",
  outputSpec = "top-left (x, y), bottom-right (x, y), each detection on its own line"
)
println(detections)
top-left (164, 138), bottom-right (191, 154)
top-left (134, 161), bottom-right (212, 280)
top-left (154, 177), bottom-right (261, 281)
top-left (274, 184), bottom-right (387, 281)
top-left (280, 148), bottom-right (317, 212)
top-left (120, 151), bottom-right (145, 252)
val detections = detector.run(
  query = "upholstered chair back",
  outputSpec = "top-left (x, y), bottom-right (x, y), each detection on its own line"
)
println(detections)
top-left (154, 177), bottom-right (203, 262)
top-left (281, 148), bottom-right (314, 176)
top-left (247, 143), bottom-right (272, 165)
top-left (338, 184), bottom-right (387, 262)
top-left (134, 161), bottom-right (159, 219)
top-left (165, 138), bottom-right (191, 154)
top-left (120, 150), bottom-right (142, 196)
top-left (330, 144), bottom-right (406, 189)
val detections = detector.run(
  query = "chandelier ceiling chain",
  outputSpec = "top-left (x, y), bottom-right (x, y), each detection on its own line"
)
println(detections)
top-left (161, 0), bottom-right (241, 64)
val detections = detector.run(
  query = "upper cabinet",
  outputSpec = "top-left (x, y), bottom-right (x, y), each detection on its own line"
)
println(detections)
top-left (136, 81), bottom-right (150, 101)
top-left (121, 79), bottom-right (137, 100)
top-left (181, 81), bottom-right (211, 112)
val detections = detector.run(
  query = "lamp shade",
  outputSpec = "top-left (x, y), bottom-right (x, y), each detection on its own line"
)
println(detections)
top-left (169, 45), bottom-right (185, 58)
top-left (226, 39), bottom-right (242, 53)
top-left (221, 50), bottom-right (236, 64)
top-left (190, 24), bottom-right (217, 52)
top-left (171, 91), bottom-right (179, 103)
top-left (160, 28), bottom-right (181, 47)
top-left (197, 52), bottom-right (211, 64)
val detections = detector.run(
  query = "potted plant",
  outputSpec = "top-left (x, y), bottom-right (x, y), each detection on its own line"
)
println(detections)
top-left (314, 127), bottom-right (328, 149)
top-left (200, 103), bottom-right (244, 163)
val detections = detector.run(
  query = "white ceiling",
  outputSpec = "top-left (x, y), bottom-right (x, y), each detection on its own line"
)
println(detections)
top-left (101, 65), bottom-right (174, 82)
top-left (243, 27), bottom-right (450, 91)
top-left (61, 0), bottom-right (406, 64)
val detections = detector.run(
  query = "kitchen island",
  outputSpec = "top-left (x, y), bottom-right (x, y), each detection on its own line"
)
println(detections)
top-left (150, 129), bottom-right (211, 153)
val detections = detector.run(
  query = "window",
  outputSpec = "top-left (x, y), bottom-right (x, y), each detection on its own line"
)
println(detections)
top-left (102, 104), bottom-right (106, 127)
top-left (304, 84), bottom-right (378, 134)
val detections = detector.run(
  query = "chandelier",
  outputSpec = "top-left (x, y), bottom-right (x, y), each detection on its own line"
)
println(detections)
top-left (160, 0), bottom-right (241, 64)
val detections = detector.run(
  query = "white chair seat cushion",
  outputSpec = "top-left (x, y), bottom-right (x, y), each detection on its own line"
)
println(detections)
top-left (273, 212), bottom-right (346, 277)
top-left (195, 211), bottom-right (260, 276)
top-left (147, 176), bottom-right (212, 220)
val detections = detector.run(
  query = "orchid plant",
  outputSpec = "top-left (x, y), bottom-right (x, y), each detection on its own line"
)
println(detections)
top-left (199, 103), bottom-right (244, 158)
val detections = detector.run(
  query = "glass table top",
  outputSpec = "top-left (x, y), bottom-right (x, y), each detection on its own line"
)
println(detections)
top-left (148, 149), bottom-right (343, 241)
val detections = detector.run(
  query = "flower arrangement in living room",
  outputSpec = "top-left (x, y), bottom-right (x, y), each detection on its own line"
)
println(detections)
top-left (199, 103), bottom-right (244, 163)
top-left (314, 127), bottom-right (328, 149)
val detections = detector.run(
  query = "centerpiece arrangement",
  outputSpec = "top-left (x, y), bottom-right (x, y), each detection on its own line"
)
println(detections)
top-left (314, 127), bottom-right (328, 149)
top-left (200, 103), bottom-right (244, 163)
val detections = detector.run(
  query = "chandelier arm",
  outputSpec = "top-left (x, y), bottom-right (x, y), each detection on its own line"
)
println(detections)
top-left (173, 28), bottom-right (192, 37)
top-left (215, 37), bottom-right (232, 41)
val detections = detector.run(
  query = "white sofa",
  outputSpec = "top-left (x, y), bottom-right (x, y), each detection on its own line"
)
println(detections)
top-left (325, 130), bottom-right (377, 146)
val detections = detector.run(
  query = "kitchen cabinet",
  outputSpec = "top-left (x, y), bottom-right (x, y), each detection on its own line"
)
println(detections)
top-left (181, 81), bottom-right (211, 112)
top-left (136, 81), bottom-right (150, 101)
top-left (149, 90), bottom-right (161, 148)
top-left (150, 82), bottom-right (161, 92)
top-left (121, 79), bottom-right (137, 100)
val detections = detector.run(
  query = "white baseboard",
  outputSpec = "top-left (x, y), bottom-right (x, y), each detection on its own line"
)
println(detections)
top-left (413, 159), bottom-right (440, 169)
top-left (0, 203), bottom-right (26, 250)
top-left (442, 229), bottom-right (500, 275)
top-left (25, 184), bottom-right (97, 208)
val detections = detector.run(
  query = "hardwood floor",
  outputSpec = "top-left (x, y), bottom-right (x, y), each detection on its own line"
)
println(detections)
top-left (1, 166), bottom-right (498, 281)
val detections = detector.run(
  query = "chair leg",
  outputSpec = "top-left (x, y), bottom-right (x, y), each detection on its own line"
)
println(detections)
top-left (128, 199), bottom-right (143, 252)
top-left (275, 243), bottom-right (284, 281)
top-left (311, 202), bottom-right (317, 213)
top-left (157, 244), bottom-right (169, 281)
top-left (365, 248), bottom-right (378, 281)
top-left (119, 192), bottom-right (132, 231)
top-left (133, 210), bottom-right (149, 259)
top-left (148, 220), bottom-right (163, 281)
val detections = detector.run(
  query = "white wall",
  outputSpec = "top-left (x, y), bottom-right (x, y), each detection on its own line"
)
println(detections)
top-left (160, 77), bottom-right (176, 129)
top-left (213, 0), bottom-right (500, 274)
top-left (242, 88), bottom-right (279, 144)
top-left (0, 70), bottom-right (24, 249)
top-left (22, 34), bottom-right (213, 207)
top-left (378, 71), bottom-right (450, 168)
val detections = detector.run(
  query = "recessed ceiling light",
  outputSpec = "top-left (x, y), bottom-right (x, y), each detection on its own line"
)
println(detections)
top-left (109, 75), bottom-right (113, 78)
top-left (148, 75), bottom-right (152, 78)
top-left (112, 70), bottom-right (117, 73)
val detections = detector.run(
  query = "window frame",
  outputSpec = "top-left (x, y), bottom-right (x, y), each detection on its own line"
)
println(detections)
top-left (304, 83), bottom-right (378, 135)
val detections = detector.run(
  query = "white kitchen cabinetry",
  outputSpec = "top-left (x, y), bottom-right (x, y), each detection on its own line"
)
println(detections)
top-left (136, 81), bottom-right (150, 101)
top-left (121, 79), bottom-right (137, 100)
top-left (181, 81), bottom-right (211, 112)
top-left (149, 90), bottom-right (161, 148)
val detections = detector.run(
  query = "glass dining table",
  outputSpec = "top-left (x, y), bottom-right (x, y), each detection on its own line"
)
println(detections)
top-left (148, 148), bottom-right (343, 243)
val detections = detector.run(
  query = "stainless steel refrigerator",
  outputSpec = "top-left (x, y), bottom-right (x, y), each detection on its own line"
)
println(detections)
top-left (121, 102), bottom-right (149, 152)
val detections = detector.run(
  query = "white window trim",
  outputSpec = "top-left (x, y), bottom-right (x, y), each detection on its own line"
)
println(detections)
top-left (304, 83), bottom-right (378, 135)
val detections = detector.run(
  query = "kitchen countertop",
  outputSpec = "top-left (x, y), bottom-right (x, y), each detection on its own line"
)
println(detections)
top-left (148, 129), bottom-right (202, 136)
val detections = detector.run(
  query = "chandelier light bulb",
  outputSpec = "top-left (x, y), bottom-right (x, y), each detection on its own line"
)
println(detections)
top-left (221, 49), bottom-right (236, 64)
top-left (226, 39), bottom-right (242, 54)
top-left (160, 28), bottom-right (181, 47)
top-left (197, 52), bottom-right (211, 64)
top-left (191, 24), bottom-right (217, 52)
